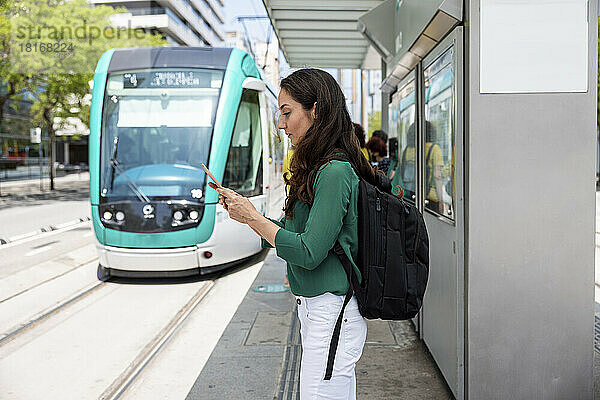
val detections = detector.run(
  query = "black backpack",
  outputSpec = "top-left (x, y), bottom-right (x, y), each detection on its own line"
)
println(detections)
top-left (324, 167), bottom-right (429, 380)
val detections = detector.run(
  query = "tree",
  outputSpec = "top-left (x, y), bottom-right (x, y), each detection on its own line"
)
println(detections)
top-left (368, 111), bottom-right (381, 137)
top-left (0, 0), bottom-right (30, 131)
top-left (10, 0), bottom-right (166, 189)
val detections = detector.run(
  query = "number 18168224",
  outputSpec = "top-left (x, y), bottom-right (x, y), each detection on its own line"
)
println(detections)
top-left (19, 42), bottom-right (74, 53)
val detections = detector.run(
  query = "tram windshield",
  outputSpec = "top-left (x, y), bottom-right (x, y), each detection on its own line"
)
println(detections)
top-left (99, 68), bottom-right (223, 202)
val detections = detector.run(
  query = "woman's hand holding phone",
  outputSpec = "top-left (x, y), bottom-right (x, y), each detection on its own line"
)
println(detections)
top-left (202, 163), bottom-right (228, 210)
top-left (207, 181), bottom-right (227, 209)
top-left (213, 185), bottom-right (260, 223)
top-left (203, 164), bottom-right (259, 223)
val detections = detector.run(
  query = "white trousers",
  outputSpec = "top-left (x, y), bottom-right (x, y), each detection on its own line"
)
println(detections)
top-left (296, 292), bottom-right (368, 400)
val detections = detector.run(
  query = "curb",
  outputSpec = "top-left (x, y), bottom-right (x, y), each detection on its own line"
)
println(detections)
top-left (0, 216), bottom-right (91, 245)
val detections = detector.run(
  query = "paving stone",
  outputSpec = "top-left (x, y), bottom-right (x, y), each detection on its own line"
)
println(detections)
top-left (245, 311), bottom-right (292, 346)
top-left (187, 248), bottom-right (451, 400)
top-left (365, 319), bottom-right (396, 345)
top-left (357, 344), bottom-right (453, 400)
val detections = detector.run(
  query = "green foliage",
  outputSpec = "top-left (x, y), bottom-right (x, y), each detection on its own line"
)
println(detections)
top-left (368, 111), bottom-right (381, 136)
top-left (2, 0), bottom-right (167, 187)
top-left (11, 0), bottom-right (166, 132)
top-left (0, 0), bottom-right (29, 130)
top-left (9, 0), bottom-right (166, 75)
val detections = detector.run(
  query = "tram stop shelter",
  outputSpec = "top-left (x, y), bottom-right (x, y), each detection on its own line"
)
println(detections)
top-left (262, 0), bottom-right (597, 398)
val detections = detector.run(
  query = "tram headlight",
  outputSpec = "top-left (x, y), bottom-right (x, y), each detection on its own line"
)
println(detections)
top-left (173, 210), bottom-right (184, 221)
top-left (103, 211), bottom-right (113, 220)
top-left (189, 210), bottom-right (199, 220)
top-left (115, 211), bottom-right (125, 222)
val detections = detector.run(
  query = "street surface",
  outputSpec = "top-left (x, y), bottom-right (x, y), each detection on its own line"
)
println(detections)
top-left (0, 197), bottom-right (265, 399)
top-left (0, 173), bottom-right (91, 241)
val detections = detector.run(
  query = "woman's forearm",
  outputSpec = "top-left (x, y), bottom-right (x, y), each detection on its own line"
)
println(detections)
top-left (247, 212), bottom-right (281, 247)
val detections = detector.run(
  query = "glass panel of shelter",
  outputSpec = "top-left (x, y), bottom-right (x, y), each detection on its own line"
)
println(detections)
top-left (389, 77), bottom-right (417, 204)
top-left (389, 45), bottom-right (455, 221)
top-left (423, 46), bottom-right (455, 220)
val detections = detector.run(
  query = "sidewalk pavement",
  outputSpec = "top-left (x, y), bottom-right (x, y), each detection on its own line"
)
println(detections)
top-left (0, 172), bottom-right (90, 209)
top-left (187, 250), bottom-right (453, 400)
top-left (0, 173), bottom-right (91, 242)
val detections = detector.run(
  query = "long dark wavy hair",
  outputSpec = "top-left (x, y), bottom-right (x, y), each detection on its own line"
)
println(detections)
top-left (280, 69), bottom-right (376, 219)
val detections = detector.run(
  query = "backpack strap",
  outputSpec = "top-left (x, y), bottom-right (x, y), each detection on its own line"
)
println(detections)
top-left (324, 241), bottom-right (362, 380)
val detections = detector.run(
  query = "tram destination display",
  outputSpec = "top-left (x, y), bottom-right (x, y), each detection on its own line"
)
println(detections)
top-left (123, 70), bottom-right (212, 89)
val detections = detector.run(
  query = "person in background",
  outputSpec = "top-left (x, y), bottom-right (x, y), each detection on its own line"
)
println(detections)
top-left (424, 122), bottom-right (444, 214)
top-left (281, 145), bottom-right (293, 288)
top-left (371, 129), bottom-right (388, 145)
top-left (387, 137), bottom-right (398, 180)
top-left (395, 122), bottom-right (443, 212)
top-left (353, 122), bottom-right (370, 161)
top-left (396, 124), bottom-right (416, 200)
top-left (366, 136), bottom-right (390, 175)
top-left (283, 146), bottom-right (294, 185)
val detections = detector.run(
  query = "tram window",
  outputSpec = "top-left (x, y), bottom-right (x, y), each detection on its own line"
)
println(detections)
top-left (223, 89), bottom-right (263, 196)
top-left (423, 47), bottom-right (454, 219)
top-left (389, 79), bottom-right (417, 204)
top-left (99, 68), bottom-right (222, 201)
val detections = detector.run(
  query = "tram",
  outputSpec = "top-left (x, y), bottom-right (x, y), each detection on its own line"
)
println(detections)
top-left (89, 47), bottom-right (288, 280)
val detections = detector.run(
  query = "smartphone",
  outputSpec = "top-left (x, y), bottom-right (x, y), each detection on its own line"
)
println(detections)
top-left (201, 163), bottom-right (223, 189)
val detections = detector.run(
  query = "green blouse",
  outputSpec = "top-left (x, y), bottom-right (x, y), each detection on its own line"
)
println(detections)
top-left (262, 160), bottom-right (361, 297)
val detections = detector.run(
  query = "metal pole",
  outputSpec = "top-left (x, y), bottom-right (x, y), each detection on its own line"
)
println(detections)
top-left (352, 69), bottom-right (357, 121)
top-left (361, 69), bottom-right (367, 130)
top-left (39, 143), bottom-right (43, 191)
top-left (380, 58), bottom-right (389, 135)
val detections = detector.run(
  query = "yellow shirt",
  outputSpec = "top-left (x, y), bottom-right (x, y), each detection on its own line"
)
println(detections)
top-left (400, 143), bottom-right (444, 201)
top-left (360, 147), bottom-right (369, 161)
top-left (283, 149), bottom-right (294, 183)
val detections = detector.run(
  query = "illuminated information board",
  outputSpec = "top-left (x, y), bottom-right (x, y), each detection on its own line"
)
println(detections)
top-left (123, 71), bottom-right (210, 89)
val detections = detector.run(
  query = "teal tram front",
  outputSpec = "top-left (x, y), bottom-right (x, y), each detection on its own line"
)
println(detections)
top-left (89, 47), bottom-right (287, 280)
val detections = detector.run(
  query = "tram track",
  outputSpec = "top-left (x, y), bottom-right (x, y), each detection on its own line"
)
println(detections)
top-left (0, 279), bottom-right (105, 347)
top-left (99, 279), bottom-right (216, 400)
top-left (0, 253), bottom-right (98, 305)
top-left (0, 274), bottom-right (219, 399)
top-left (0, 248), bottom-right (265, 399)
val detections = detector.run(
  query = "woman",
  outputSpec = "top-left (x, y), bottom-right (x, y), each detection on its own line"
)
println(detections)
top-left (366, 136), bottom-right (390, 174)
top-left (352, 122), bottom-right (370, 161)
top-left (211, 68), bottom-right (377, 399)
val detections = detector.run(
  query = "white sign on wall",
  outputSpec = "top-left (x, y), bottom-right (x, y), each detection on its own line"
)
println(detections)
top-left (30, 127), bottom-right (41, 144)
top-left (480, 0), bottom-right (588, 93)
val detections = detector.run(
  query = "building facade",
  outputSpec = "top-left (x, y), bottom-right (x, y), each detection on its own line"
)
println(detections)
top-left (92, 0), bottom-right (225, 46)
top-left (225, 31), bottom-right (280, 89)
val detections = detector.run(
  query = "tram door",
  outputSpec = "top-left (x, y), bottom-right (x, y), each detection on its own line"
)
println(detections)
top-left (419, 29), bottom-right (464, 398)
